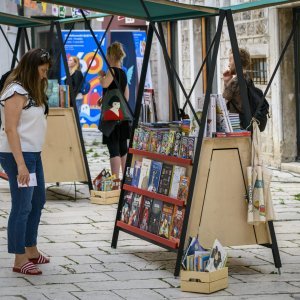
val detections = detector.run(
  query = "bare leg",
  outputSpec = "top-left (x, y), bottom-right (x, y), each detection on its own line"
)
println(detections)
top-left (110, 156), bottom-right (121, 178)
top-left (25, 245), bottom-right (40, 259)
top-left (121, 154), bottom-right (127, 177)
top-left (14, 253), bottom-right (30, 268)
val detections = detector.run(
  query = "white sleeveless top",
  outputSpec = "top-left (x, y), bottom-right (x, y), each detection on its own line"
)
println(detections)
top-left (0, 82), bottom-right (47, 152)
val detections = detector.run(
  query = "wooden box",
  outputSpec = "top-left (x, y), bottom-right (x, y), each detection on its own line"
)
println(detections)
top-left (90, 189), bottom-right (120, 205)
top-left (180, 267), bottom-right (228, 294)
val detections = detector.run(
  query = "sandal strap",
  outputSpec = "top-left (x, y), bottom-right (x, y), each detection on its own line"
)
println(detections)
top-left (37, 254), bottom-right (49, 264)
top-left (20, 262), bottom-right (38, 273)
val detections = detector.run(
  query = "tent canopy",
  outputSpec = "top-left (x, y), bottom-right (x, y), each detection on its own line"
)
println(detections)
top-left (0, 12), bottom-right (109, 28)
top-left (41, 0), bottom-right (300, 21)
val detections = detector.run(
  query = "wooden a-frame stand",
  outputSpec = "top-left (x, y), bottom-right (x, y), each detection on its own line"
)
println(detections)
top-left (110, 5), bottom-right (287, 277)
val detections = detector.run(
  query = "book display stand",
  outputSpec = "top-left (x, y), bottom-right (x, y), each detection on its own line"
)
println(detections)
top-left (109, 4), bottom-right (294, 277)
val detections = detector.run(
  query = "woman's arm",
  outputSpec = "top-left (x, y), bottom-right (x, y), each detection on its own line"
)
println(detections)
top-left (4, 94), bottom-right (29, 185)
top-left (99, 68), bottom-right (114, 88)
top-left (124, 85), bottom-right (129, 101)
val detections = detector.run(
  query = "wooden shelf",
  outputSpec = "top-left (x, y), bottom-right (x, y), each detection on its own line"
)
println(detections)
top-left (117, 221), bottom-right (178, 249)
top-left (129, 148), bottom-right (193, 166)
top-left (123, 184), bottom-right (185, 206)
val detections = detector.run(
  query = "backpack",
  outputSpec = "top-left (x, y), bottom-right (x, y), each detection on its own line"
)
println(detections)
top-left (235, 79), bottom-right (270, 132)
top-left (80, 78), bottom-right (90, 95)
top-left (247, 80), bottom-right (270, 132)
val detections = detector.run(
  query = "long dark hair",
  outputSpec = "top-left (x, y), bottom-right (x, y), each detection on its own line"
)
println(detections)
top-left (4, 48), bottom-right (51, 106)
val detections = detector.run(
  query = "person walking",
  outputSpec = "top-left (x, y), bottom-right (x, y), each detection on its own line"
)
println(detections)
top-left (98, 42), bottom-right (129, 179)
top-left (0, 48), bottom-right (51, 275)
top-left (67, 56), bottom-right (84, 115)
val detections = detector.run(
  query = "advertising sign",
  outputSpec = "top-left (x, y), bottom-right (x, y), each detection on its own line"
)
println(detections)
top-left (61, 30), bottom-right (106, 129)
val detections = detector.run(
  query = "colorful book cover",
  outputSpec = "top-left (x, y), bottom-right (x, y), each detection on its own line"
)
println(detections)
top-left (139, 197), bottom-right (152, 231)
top-left (142, 129), bottom-right (151, 151)
top-left (181, 237), bottom-right (205, 270)
top-left (128, 193), bottom-right (143, 227)
top-left (170, 206), bottom-right (185, 244)
top-left (132, 128), bottom-right (141, 149)
top-left (187, 137), bottom-right (195, 160)
top-left (172, 131), bottom-right (182, 157)
top-left (169, 166), bottom-right (186, 198)
top-left (147, 161), bottom-right (163, 193)
top-left (165, 130), bottom-right (176, 156)
top-left (149, 130), bottom-right (158, 152)
top-left (156, 130), bottom-right (164, 153)
top-left (137, 128), bottom-right (145, 150)
top-left (205, 239), bottom-right (228, 272)
top-left (124, 167), bottom-right (134, 185)
top-left (179, 136), bottom-right (188, 159)
top-left (148, 199), bottom-right (163, 235)
top-left (120, 191), bottom-right (134, 224)
top-left (158, 202), bottom-right (174, 239)
top-left (160, 131), bottom-right (170, 155)
top-left (157, 163), bottom-right (174, 196)
top-left (138, 158), bottom-right (152, 190)
top-left (177, 176), bottom-right (190, 202)
top-left (131, 160), bottom-right (142, 187)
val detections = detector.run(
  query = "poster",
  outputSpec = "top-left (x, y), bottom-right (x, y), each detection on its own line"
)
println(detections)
top-left (61, 30), bottom-right (106, 129)
top-left (111, 31), bottom-right (152, 111)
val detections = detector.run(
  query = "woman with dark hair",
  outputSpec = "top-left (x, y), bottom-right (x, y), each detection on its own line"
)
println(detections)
top-left (0, 48), bottom-right (51, 275)
top-left (103, 95), bottom-right (124, 121)
top-left (99, 42), bottom-right (129, 178)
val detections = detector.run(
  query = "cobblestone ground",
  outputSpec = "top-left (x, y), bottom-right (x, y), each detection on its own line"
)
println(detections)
top-left (0, 130), bottom-right (299, 299)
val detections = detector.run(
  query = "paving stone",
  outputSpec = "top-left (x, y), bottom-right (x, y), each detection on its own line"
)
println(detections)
top-left (42, 291), bottom-right (79, 300)
top-left (154, 288), bottom-right (231, 298)
top-left (71, 291), bottom-right (123, 300)
top-left (106, 269), bottom-right (173, 281)
top-left (76, 279), bottom-right (170, 291)
top-left (63, 263), bottom-right (108, 274)
top-left (226, 282), bottom-right (300, 295)
top-left (114, 288), bottom-right (166, 299)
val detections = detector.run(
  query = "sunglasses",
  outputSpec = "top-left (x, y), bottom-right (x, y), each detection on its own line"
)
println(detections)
top-left (40, 49), bottom-right (50, 60)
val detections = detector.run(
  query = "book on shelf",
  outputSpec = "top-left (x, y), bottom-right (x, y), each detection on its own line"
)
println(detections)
top-left (160, 131), bottom-right (170, 155)
top-left (216, 95), bottom-right (232, 133)
top-left (139, 197), bottom-right (152, 231)
top-left (187, 137), bottom-right (195, 160)
top-left (47, 79), bottom-right (60, 107)
top-left (128, 193), bottom-right (143, 227)
top-left (165, 130), bottom-right (176, 156)
top-left (179, 136), bottom-right (188, 159)
top-left (138, 158), bottom-right (152, 190)
top-left (121, 191), bottom-right (134, 224)
top-left (147, 161), bottom-right (163, 193)
top-left (59, 84), bottom-right (70, 108)
top-left (205, 239), bottom-right (228, 272)
top-left (131, 160), bottom-right (142, 187)
top-left (132, 128), bottom-right (141, 149)
top-left (142, 129), bottom-right (151, 151)
top-left (148, 199), bottom-right (163, 235)
top-left (194, 250), bottom-right (211, 272)
top-left (177, 176), bottom-right (190, 202)
top-left (157, 163), bottom-right (174, 196)
top-left (170, 206), bottom-right (185, 244)
top-left (158, 202), bottom-right (174, 239)
top-left (149, 130), bottom-right (158, 152)
top-left (124, 167), bottom-right (134, 185)
top-left (206, 94), bottom-right (217, 137)
top-left (172, 131), bottom-right (182, 157)
top-left (169, 166), bottom-right (186, 198)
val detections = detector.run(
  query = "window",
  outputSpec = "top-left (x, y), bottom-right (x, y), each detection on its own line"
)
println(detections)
top-left (250, 57), bottom-right (267, 85)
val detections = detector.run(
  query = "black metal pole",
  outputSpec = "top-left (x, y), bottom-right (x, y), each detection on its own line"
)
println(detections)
top-left (139, 0), bottom-right (199, 125)
top-left (226, 10), bottom-right (252, 127)
top-left (23, 28), bottom-right (31, 51)
top-left (11, 27), bottom-right (22, 69)
top-left (55, 21), bottom-right (93, 190)
top-left (0, 26), bottom-right (19, 64)
top-left (79, 10), bottom-right (134, 117)
top-left (111, 25), bottom-right (154, 249)
top-left (268, 221), bottom-right (282, 272)
top-left (157, 22), bottom-right (180, 121)
top-left (174, 11), bottom-right (225, 277)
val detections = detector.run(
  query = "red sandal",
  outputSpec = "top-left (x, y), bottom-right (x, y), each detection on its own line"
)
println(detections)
top-left (13, 261), bottom-right (42, 275)
top-left (29, 254), bottom-right (50, 264)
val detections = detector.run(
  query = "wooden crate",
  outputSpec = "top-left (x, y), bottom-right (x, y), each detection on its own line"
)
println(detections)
top-left (181, 268), bottom-right (228, 294)
top-left (90, 189), bottom-right (120, 205)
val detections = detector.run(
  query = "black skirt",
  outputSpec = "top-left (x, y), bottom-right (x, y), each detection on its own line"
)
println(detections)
top-left (102, 121), bottom-right (130, 144)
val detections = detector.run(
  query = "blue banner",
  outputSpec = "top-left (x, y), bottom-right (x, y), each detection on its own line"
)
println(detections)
top-left (61, 30), bottom-right (107, 129)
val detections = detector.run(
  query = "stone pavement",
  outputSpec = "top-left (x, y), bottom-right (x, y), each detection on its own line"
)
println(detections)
top-left (0, 130), bottom-right (299, 299)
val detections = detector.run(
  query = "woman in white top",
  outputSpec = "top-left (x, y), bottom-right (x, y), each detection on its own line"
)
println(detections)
top-left (0, 48), bottom-right (51, 275)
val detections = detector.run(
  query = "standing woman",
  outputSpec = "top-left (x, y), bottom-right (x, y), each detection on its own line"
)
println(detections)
top-left (67, 56), bottom-right (84, 115)
top-left (99, 42), bottom-right (129, 178)
top-left (0, 48), bottom-right (51, 275)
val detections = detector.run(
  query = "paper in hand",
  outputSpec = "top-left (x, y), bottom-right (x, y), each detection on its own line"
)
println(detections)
top-left (18, 173), bottom-right (37, 188)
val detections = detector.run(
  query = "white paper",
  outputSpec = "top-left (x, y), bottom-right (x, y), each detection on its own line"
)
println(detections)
top-left (18, 173), bottom-right (37, 188)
